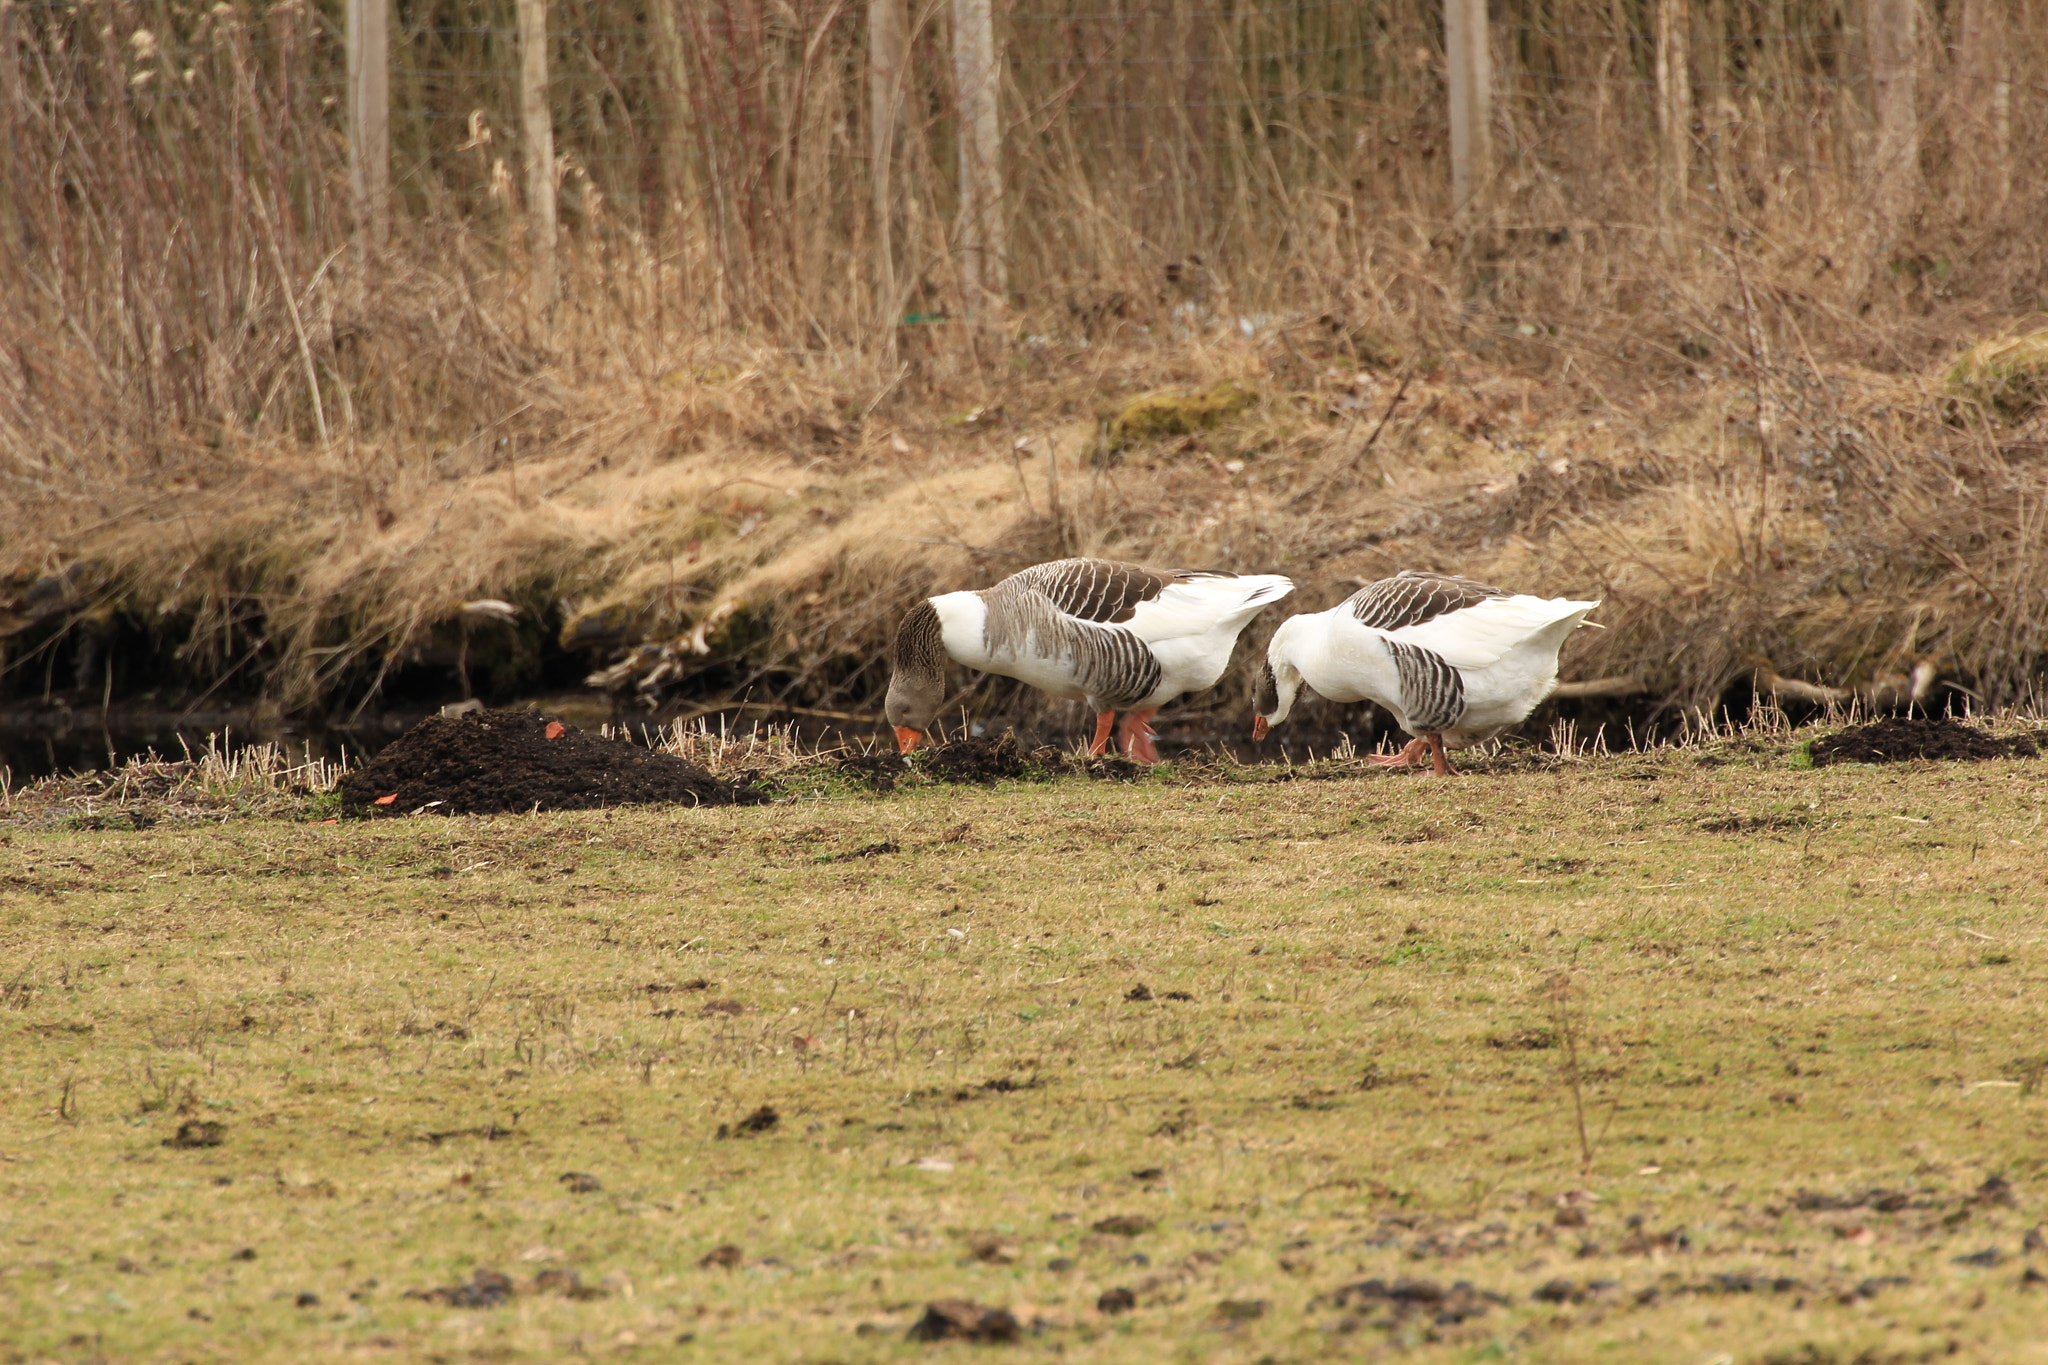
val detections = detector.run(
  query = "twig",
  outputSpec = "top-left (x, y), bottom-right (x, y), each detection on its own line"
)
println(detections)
top-left (1552, 963), bottom-right (1595, 1178)
top-left (1294, 371), bottom-right (1415, 511)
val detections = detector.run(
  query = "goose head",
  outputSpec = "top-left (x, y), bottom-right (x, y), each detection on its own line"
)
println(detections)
top-left (884, 599), bottom-right (947, 752)
top-left (1250, 624), bottom-right (1308, 740)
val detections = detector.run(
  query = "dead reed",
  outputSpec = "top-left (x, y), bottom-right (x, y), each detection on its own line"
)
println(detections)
top-left (2, 0), bottom-right (2045, 729)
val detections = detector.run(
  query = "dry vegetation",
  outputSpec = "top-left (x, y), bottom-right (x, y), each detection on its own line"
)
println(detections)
top-left (3, 0), bottom-right (2047, 738)
top-left (3, 733), bottom-right (2047, 1362)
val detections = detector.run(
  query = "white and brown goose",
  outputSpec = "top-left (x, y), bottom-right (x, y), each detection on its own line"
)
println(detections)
top-left (1252, 569), bottom-right (1599, 775)
top-left (886, 558), bottom-right (1294, 762)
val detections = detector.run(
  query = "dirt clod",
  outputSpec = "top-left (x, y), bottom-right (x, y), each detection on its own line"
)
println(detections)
top-left (698, 1244), bottom-right (744, 1269)
top-left (408, 1268), bottom-right (515, 1308)
top-left (559, 1171), bottom-right (602, 1193)
top-left (338, 710), bottom-right (767, 815)
top-left (1808, 717), bottom-right (2040, 767)
top-left (1316, 1277), bottom-right (1506, 1327)
top-left (832, 841), bottom-right (900, 861)
top-left (1097, 1286), bottom-right (1135, 1314)
top-left (716, 1104), bottom-right (779, 1139)
top-left (165, 1120), bottom-right (224, 1149)
top-left (906, 1299), bottom-right (1020, 1343)
top-left (531, 1268), bottom-right (608, 1300)
top-left (1091, 1214), bottom-right (1156, 1236)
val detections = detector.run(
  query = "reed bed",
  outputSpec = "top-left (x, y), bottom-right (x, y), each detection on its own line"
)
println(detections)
top-left (2, 0), bottom-right (2045, 730)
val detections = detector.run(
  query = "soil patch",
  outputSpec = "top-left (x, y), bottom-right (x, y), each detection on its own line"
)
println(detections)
top-left (915, 733), bottom-right (1052, 785)
top-left (832, 733), bottom-right (1151, 789)
top-left (338, 711), bottom-right (768, 814)
top-left (1808, 717), bottom-right (2040, 767)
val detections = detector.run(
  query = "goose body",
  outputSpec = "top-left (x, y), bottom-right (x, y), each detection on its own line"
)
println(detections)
top-left (887, 558), bottom-right (1293, 761)
top-left (1253, 570), bottom-right (1598, 774)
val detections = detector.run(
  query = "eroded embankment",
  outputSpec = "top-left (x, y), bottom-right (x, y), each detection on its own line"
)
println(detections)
top-left (5, 331), bottom-right (2046, 739)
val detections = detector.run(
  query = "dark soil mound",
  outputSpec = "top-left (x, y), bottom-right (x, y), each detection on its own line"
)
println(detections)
top-left (916, 733), bottom-right (1048, 785)
top-left (339, 711), bottom-right (768, 814)
top-left (1809, 717), bottom-right (2040, 767)
top-left (836, 750), bottom-right (911, 792)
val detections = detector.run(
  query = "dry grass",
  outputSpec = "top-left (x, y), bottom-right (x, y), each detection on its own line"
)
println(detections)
top-left (0, 736), bottom-right (346, 828)
top-left (3, 740), bottom-right (2047, 1362)
top-left (4, 2), bottom-right (2048, 730)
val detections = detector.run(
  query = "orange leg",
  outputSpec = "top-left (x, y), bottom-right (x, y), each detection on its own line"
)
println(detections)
top-left (1425, 732), bottom-right (1455, 776)
top-left (1367, 738), bottom-right (1431, 769)
top-left (1118, 708), bottom-right (1161, 764)
top-left (1088, 710), bottom-right (1117, 757)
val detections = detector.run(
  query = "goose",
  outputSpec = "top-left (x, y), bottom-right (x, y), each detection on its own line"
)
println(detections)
top-left (1251, 569), bottom-right (1599, 775)
top-left (886, 558), bottom-right (1294, 762)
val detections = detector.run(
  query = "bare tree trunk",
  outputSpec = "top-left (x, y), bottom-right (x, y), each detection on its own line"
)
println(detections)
top-left (1953, 0), bottom-right (2010, 213)
top-left (1869, 0), bottom-right (1919, 253)
top-left (649, 0), bottom-right (699, 322)
top-left (346, 0), bottom-right (390, 250)
top-left (1655, 0), bottom-right (1692, 216)
top-left (951, 0), bottom-right (1005, 311)
top-left (868, 0), bottom-right (909, 331)
top-left (518, 0), bottom-right (558, 320)
top-left (1445, 0), bottom-right (1492, 220)
top-left (0, 1), bottom-right (18, 253)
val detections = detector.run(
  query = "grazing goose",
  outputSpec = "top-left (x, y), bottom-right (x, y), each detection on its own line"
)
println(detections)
top-left (886, 558), bottom-right (1294, 762)
top-left (1251, 569), bottom-right (1599, 775)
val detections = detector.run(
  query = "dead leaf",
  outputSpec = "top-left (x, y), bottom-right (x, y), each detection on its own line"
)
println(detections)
top-left (544, 721), bottom-right (566, 739)
top-left (372, 794), bottom-right (398, 806)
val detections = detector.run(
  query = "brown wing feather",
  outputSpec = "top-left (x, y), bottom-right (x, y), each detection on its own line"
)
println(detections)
top-left (1006, 558), bottom-right (1189, 625)
top-left (1347, 569), bottom-right (1509, 632)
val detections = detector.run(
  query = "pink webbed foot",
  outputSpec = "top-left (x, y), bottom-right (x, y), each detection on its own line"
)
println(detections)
top-left (1117, 708), bottom-right (1161, 764)
top-left (1367, 738), bottom-right (1432, 769)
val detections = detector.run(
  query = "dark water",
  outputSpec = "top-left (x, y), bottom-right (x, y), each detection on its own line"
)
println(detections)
top-left (0, 703), bottom-right (1364, 782)
top-left (0, 708), bottom-right (426, 782)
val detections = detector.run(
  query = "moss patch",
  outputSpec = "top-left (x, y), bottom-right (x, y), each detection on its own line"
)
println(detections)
top-left (1944, 330), bottom-right (2048, 420)
top-left (1107, 379), bottom-right (1260, 449)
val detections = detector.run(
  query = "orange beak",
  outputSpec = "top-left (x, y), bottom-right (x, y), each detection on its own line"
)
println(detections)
top-left (1251, 716), bottom-right (1269, 741)
top-left (894, 727), bottom-right (924, 754)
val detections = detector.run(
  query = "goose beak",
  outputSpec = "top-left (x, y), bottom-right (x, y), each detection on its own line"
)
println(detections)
top-left (1250, 716), bottom-right (1269, 741)
top-left (894, 727), bottom-right (924, 754)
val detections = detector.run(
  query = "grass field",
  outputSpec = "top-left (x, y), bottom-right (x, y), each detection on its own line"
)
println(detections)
top-left (3, 737), bottom-right (2046, 1364)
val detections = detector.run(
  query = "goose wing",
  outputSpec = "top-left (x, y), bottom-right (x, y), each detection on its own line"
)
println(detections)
top-left (1006, 558), bottom-right (1176, 624)
top-left (1345, 569), bottom-right (1509, 631)
top-left (1007, 559), bottom-right (1293, 645)
top-left (1383, 593), bottom-right (1601, 672)
top-left (1118, 570), bottom-right (1293, 643)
